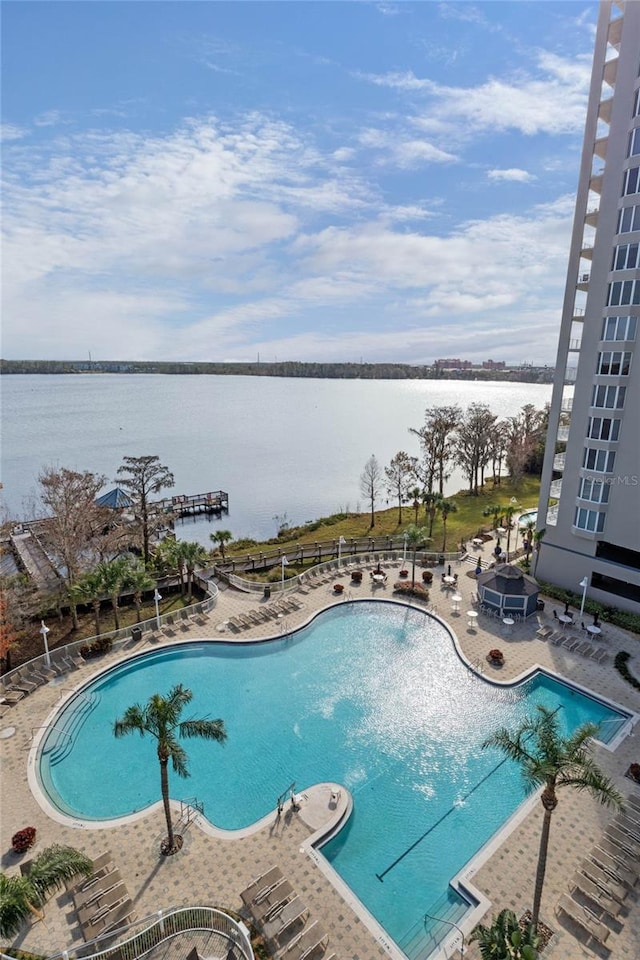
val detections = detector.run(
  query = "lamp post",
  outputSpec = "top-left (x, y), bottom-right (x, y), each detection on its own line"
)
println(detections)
top-left (153, 589), bottom-right (162, 630)
top-left (403, 532), bottom-right (408, 566)
top-left (579, 576), bottom-right (589, 617)
top-left (338, 535), bottom-right (346, 563)
top-left (39, 620), bottom-right (51, 667)
top-left (281, 555), bottom-right (289, 586)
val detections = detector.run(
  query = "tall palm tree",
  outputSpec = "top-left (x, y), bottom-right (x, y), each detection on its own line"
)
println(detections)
top-left (531, 528), bottom-right (546, 578)
top-left (159, 537), bottom-right (186, 596)
top-left (114, 684), bottom-right (227, 856)
top-left (483, 503), bottom-right (505, 534)
top-left (70, 570), bottom-right (104, 636)
top-left (97, 557), bottom-right (130, 631)
top-left (0, 845), bottom-right (92, 939)
top-left (408, 487), bottom-right (422, 525)
top-left (524, 521), bottom-right (536, 563)
top-left (482, 705), bottom-right (623, 931)
top-left (403, 524), bottom-right (430, 587)
top-left (503, 504), bottom-right (517, 556)
top-left (439, 499), bottom-right (458, 551)
top-left (125, 560), bottom-right (155, 623)
top-left (210, 530), bottom-right (233, 561)
top-left (423, 491), bottom-right (443, 540)
top-left (178, 541), bottom-right (209, 601)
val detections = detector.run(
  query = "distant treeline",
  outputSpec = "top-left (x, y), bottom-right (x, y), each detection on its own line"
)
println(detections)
top-left (0, 359), bottom-right (554, 383)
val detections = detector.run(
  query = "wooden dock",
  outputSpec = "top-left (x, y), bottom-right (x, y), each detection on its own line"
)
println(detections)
top-left (152, 490), bottom-right (229, 519)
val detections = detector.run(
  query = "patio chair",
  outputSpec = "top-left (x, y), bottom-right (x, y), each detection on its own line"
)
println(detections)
top-left (596, 838), bottom-right (640, 871)
top-left (626, 793), bottom-right (640, 814)
top-left (536, 625), bottom-right (553, 639)
top-left (591, 847), bottom-right (638, 886)
top-left (1, 687), bottom-right (26, 704)
top-left (241, 865), bottom-right (284, 906)
top-left (250, 880), bottom-right (294, 924)
top-left (278, 919), bottom-right (328, 960)
top-left (561, 635), bottom-right (581, 652)
top-left (606, 825), bottom-right (640, 854)
top-left (570, 874), bottom-right (624, 920)
top-left (262, 896), bottom-right (308, 943)
top-left (73, 868), bottom-right (122, 909)
top-left (67, 851), bottom-right (114, 892)
top-left (557, 894), bottom-right (610, 947)
top-left (84, 897), bottom-right (135, 939)
top-left (590, 647), bottom-right (609, 664)
top-left (579, 859), bottom-right (630, 902)
top-left (77, 881), bottom-right (127, 923)
top-left (614, 813), bottom-right (640, 843)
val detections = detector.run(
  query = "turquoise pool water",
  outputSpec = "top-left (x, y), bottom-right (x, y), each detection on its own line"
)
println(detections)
top-left (38, 602), bottom-right (628, 959)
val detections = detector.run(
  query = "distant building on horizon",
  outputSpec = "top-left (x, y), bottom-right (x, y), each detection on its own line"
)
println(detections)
top-left (537, 0), bottom-right (639, 613)
top-left (482, 360), bottom-right (506, 370)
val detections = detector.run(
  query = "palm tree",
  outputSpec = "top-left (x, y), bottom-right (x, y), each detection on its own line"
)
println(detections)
top-left (114, 684), bottom-right (227, 856)
top-left (125, 560), bottom-right (155, 623)
top-left (482, 705), bottom-right (623, 931)
top-left (403, 524), bottom-right (430, 586)
top-left (0, 845), bottom-right (92, 939)
top-left (439, 499), bottom-right (458, 551)
top-left (531, 528), bottom-right (546, 578)
top-left (178, 541), bottom-right (209, 601)
top-left (210, 529), bottom-right (233, 561)
top-left (470, 908), bottom-right (539, 960)
top-left (483, 503), bottom-right (504, 534)
top-left (423, 491), bottom-right (443, 540)
top-left (97, 557), bottom-right (130, 631)
top-left (503, 504), bottom-right (517, 556)
top-left (408, 486), bottom-right (422, 524)
top-left (70, 570), bottom-right (104, 636)
top-left (524, 521), bottom-right (536, 562)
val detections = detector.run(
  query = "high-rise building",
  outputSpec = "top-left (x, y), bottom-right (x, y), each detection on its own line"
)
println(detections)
top-left (537, 0), bottom-right (640, 613)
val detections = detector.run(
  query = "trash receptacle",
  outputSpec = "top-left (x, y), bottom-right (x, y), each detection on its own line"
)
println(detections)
top-left (536, 599), bottom-right (545, 612)
top-left (263, 585), bottom-right (271, 600)
top-left (131, 626), bottom-right (142, 643)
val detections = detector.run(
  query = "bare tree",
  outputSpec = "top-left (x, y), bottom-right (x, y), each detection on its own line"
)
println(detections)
top-left (454, 404), bottom-right (497, 496)
top-left (116, 456), bottom-right (175, 562)
top-left (360, 455), bottom-right (383, 529)
top-left (385, 452), bottom-right (414, 525)
top-left (37, 467), bottom-right (110, 583)
top-left (410, 405), bottom-right (461, 495)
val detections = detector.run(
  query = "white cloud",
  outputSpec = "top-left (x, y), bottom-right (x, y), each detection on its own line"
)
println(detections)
top-left (1, 123), bottom-right (28, 141)
top-left (488, 168), bottom-right (536, 183)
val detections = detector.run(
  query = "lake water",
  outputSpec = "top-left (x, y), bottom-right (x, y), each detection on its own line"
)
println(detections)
top-left (0, 375), bottom-right (551, 543)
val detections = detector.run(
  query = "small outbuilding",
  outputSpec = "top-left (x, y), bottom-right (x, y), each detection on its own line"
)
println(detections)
top-left (95, 487), bottom-right (134, 510)
top-left (476, 563), bottom-right (539, 618)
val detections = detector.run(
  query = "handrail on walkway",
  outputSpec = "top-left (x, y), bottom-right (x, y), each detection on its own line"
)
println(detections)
top-left (45, 904), bottom-right (253, 960)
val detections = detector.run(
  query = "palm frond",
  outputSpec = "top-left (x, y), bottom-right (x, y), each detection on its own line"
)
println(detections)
top-left (0, 874), bottom-right (35, 939)
top-left (28, 845), bottom-right (93, 903)
top-left (169, 742), bottom-right (190, 778)
top-left (114, 704), bottom-right (145, 737)
top-left (180, 718), bottom-right (227, 743)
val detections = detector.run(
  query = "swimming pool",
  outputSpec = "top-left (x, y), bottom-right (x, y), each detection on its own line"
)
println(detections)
top-left (37, 602), bottom-right (630, 959)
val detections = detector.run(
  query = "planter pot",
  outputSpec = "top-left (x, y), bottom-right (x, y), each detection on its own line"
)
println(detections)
top-left (628, 763), bottom-right (640, 783)
top-left (351, 571), bottom-right (363, 583)
top-left (333, 584), bottom-right (345, 594)
top-left (422, 571), bottom-right (433, 585)
top-left (11, 827), bottom-right (36, 854)
top-left (399, 570), bottom-right (409, 579)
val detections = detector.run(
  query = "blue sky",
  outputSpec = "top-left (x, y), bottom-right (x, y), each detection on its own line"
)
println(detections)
top-left (2, 1), bottom-right (599, 364)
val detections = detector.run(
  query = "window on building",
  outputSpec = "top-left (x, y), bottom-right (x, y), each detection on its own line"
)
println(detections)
top-left (578, 477), bottom-right (610, 503)
top-left (628, 127), bottom-right (640, 157)
top-left (574, 507), bottom-right (606, 533)
top-left (623, 166), bottom-right (640, 195)
top-left (607, 280), bottom-right (640, 305)
top-left (612, 242), bottom-right (640, 269)
top-left (601, 315), bottom-right (638, 340)
top-left (591, 384), bottom-right (626, 408)
top-left (616, 203), bottom-right (640, 232)
top-left (635, 89), bottom-right (640, 118)
top-left (587, 416), bottom-right (621, 441)
top-left (583, 448), bottom-right (616, 472)
top-left (596, 350), bottom-right (633, 375)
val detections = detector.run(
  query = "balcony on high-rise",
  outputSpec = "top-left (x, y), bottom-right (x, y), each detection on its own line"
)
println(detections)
top-left (550, 479), bottom-right (563, 498)
top-left (585, 207), bottom-right (599, 227)
top-left (553, 453), bottom-right (566, 472)
top-left (598, 97), bottom-right (613, 125)
top-left (557, 424), bottom-right (570, 442)
top-left (594, 136), bottom-right (608, 160)
top-left (603, 56), bottom-right (618, 88)
top-left (576, 272), bottom-right (591, 291)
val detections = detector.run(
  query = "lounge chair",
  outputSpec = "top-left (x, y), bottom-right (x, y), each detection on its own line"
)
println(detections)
top-left (73, 868), bottom-right (122, 908)
top-left (1, 688), bottom-right (26, 704)
top-left (84, 897), bottom-right (135, 939)
top-left (249, 880), bottom-right (294, 924)
top-left (580, 859), bottom-right (630, 901)
top-left (278, 920), bottom-right (328, 960)
top-left (536, 625), bottom-right (553, 639)
top-left (77, 881), bottom-right (127, 923)
top-left (596, 837), bottom-right (640, 871)
top-left (561, 635), bottom-right (581, 652)
top-left (614, 813), bottom-right (640, 842)
top-left (570, 873), bottom-right (624, 919)
top-left (240, 865), bottom-right (284, 906)
top-left (557, 893), bottom-right (610, 946)
top-left (590, 849), bottom-right (638, 887)
top-left (262, 896), bottom-right (308, 943)
top-left (590, 647), bottom-right (609, 664)
top-left (605, 825), bottom-right (640, 855)
top-left (626, 793), bottom-right (640, 815)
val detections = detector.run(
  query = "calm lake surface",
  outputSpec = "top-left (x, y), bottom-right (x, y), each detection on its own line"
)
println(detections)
top-left (1, 375), bottom-right (551, 542)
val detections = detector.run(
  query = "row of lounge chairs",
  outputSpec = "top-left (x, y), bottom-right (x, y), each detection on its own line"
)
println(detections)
top-left (227, 597), bottom-right (303, 632)
top-left (556, 794), bottom-right (640, 947)
top-left (535, 624), bottom-right (609, 661)
top-left (67, 850), bottom-right (136, 942)
top-left (241, 865), bottom-right (335, 960)
top-left (1, 652), bottom-right (85, 703)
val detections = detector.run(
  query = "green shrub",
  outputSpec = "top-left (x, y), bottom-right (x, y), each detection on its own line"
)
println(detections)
top-left (537, 580), bottom-right (640, 635)
top-left (614, 652), bottom-right (640, 691)
top-left (393, 582), bottom-right (430, 602)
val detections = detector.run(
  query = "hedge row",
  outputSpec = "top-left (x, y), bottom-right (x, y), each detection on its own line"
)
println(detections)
top-left (614, 651), bottom-right (640, 691)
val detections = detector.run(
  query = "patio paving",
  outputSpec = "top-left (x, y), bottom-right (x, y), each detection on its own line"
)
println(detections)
top-left (1, 553), bottom-right (639, 960)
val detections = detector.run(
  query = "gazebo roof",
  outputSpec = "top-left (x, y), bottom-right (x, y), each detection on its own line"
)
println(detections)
top-left (95, 487), bottom-right (133, 509)
top-left (477, 563), bottom-right (539, 597)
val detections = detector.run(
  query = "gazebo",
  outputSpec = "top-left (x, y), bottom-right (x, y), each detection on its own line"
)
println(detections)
top-left (95, 487), bottom-right (133, 510)
top-left (476, 563), bottom-right (539, 618)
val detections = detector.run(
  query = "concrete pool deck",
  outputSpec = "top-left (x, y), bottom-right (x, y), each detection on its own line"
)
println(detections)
top-left (1, 560), bottom-right (639, 960)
